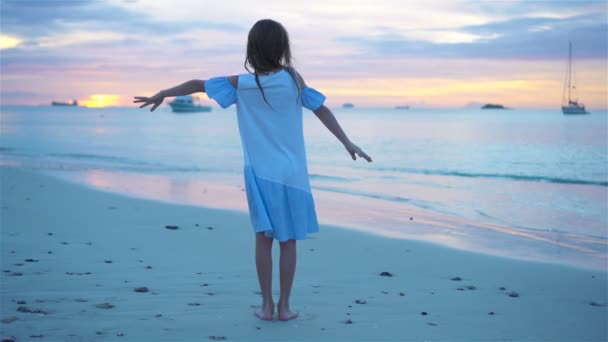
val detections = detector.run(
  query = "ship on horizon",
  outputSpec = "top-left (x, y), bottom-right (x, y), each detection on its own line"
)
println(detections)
top-left (168, 95), bottom-right (211, 113)
top-left (52, 100), bottom-right (78, 106)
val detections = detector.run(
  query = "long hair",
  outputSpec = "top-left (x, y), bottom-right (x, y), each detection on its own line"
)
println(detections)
top-left (244, 19), bottom-right (300, 106)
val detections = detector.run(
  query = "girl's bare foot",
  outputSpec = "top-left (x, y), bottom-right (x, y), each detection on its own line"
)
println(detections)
top-left (254, 302), bottom-right (274, 321)
top-left (277, 301), bottom-right (299, 321)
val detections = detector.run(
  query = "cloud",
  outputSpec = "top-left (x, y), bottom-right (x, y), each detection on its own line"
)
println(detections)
top-left (0, 0), bottom-right (244, 48)
top-left (336, 12), bottom-right (607, 60)
top-left (0, 0), bottom-right (605, 108)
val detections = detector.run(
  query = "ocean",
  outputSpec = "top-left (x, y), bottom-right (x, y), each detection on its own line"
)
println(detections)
top-left (1, 105), bottom-right (606, 270)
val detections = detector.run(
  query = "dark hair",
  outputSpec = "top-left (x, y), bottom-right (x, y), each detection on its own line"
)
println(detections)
top-left (244, 19), bottom-right (300, 106)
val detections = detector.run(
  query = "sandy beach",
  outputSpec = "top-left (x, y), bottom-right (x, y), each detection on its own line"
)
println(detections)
top-left (1, 166), bottom-right (606, 341)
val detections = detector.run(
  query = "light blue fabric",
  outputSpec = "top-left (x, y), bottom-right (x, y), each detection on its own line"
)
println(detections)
top-left (302, 87), bottom-right (326, 111)
top-left (205, 77), bottom-right (237, 109)
top-left (205, 69), bottom-right (325, 241)
top-left (244, 166), bottom-right (319, 241)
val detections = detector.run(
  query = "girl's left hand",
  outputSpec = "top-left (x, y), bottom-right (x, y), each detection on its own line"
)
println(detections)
top-left (345, 142), bottom-right (373, 162)
top-left (133, 92), bottom-right (165, 112)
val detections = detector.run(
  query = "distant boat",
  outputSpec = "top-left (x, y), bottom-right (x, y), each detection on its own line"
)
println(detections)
top-left (395, 105), bottom-right (410, 110)
top-left (481, 103), bottom-right (507, 109)
top-left (342, 102), bottom-right (354, 108)
top-left (168, 96), bottom-right (211, 113)
top-left (52, 100), bottom-right (78, 106)
top-left (561, 41), bottom-right (589, 115)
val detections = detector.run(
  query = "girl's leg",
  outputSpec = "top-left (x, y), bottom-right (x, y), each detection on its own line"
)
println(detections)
top-left (254, 232), bottom-right (274, 320)
top-left (278, 239), bottom-right (299, 321)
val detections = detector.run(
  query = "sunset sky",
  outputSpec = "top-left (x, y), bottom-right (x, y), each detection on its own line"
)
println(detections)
top-left (1, 0), bottom-right (606, 109)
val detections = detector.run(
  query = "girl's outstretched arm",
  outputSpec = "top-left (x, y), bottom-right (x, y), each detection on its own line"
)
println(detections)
top-left (133, 79), bottom-right (205, 111)
top-left (313, 105), bottom-right (373, 162)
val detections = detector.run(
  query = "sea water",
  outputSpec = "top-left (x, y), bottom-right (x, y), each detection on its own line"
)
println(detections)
top-left (1, 105), bottom-right (606, 270)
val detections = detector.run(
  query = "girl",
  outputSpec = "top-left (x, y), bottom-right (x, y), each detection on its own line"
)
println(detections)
top-left (134, 19), bottom-right (372, 321)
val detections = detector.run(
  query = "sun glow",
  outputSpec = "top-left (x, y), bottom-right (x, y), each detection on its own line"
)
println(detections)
top-left (80, 94), bottom-right (120, 108)
top-left (315, 78), bottom-right (569, 108)
top-left (0, 35), bottom-right (22, 49)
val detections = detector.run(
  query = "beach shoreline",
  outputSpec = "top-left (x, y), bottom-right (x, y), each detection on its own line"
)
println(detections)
top-left (1, 166), bottom-right (607, 341)
top-left (26, 165), bottom-right (608, 272)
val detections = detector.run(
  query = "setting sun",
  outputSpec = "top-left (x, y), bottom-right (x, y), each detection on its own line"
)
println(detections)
top-left (79, 94), bottom-right (120, 108)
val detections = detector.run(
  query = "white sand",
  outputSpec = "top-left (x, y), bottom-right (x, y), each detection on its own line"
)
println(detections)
top-left (1, 166), bottom-right (606, 341)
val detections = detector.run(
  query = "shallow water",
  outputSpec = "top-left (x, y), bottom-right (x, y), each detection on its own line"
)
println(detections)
top-left (1, 105), bottom-right (606, 270)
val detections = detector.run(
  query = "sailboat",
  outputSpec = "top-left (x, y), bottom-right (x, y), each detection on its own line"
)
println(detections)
top-left (561, 41), bottom-right (589, 115)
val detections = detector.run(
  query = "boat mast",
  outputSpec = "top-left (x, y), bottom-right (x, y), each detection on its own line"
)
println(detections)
top-left (568, 41), bottom-right (572, 106)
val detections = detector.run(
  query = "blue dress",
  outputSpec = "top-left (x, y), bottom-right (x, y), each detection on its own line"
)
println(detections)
top-left (205, 69), bottom-right (326, 242)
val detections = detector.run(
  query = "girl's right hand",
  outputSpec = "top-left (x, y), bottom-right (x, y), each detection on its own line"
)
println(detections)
top-left (345, 142), bottom-right (372, 162)
top-left (133, 92), bottom-right (165, 112)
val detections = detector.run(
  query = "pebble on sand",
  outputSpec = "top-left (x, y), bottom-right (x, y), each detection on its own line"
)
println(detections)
top-left (379, 271), bottom-right (393, 277)
top-left (1, 317), bottom-right (18, 324)
top-left (134, 287), bottom-right (150, 293)
top-left (17, 306), bottom-right (50, 314)
top-left (95, 303), bottom-right (115, 309)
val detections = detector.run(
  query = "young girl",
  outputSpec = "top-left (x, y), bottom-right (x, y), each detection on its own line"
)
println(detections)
top-left (134, 19), bottom-right (372, 321)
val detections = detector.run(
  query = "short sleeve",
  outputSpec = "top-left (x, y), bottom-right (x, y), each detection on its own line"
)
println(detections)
top-left (302, 87), bottom-right (326, 111)
top-left (206, 76), bottom-right (237, 109)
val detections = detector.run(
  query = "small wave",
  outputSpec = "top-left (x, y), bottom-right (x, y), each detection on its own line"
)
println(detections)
top-left (14, 152), bottom-right (227, 174)
top-left (50, 152), bottom-right (130, 163)
top-left (312, 184), bottom-right (450, 213)
top-left (309, 173), bottom-right (354, 182)
top-left (366, 167), bottom-right (608, 187)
